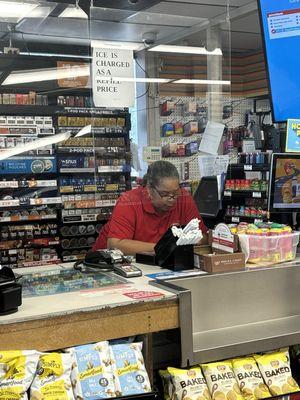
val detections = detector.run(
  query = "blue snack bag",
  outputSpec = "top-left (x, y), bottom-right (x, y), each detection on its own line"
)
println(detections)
top-left (65, 341), bottom-right (116, 399)
top-left (109, 342), bottom-right (151, 396)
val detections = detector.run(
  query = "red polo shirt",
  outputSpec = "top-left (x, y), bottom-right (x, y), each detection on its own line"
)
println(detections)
top-left (93, 186), bottom-right (207, 250)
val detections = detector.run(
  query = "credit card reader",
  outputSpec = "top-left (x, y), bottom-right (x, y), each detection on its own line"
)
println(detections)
top-left (113, 264), bottom-right (142, 278)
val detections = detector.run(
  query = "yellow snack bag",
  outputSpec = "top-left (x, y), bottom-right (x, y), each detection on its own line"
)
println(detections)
top-left (201, 361), bottom-right (243, 400)
top-left (167, 367), bottom-right (210, 400)
top-left (0, 350), bottom-right (39, 400)
top-left (254, 348), bottom-right (300, 396)
top-left (231, 357), bottom-right (271, 400)
top-left (30, 353), bottom-right (74, 400)
top-left (159, 370), bottom-right (174, 400)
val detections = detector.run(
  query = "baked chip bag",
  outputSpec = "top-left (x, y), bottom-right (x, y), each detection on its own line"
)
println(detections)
top-left (30, 353), bottom-right (74, 400)
top-left (65, 341), bottom-right (116, 399)
top-left (167, 367), bottom-right (211, 400)
top-left (109, 342), bottom-right (151, 396)
top-left (254, 348), bottom-right (300, 396)
top-left (159, 370), bottom-right (174, 400)
top-left (231, 357), bottom-right (271, 400)
top-left (201, 360), bottom-right (243, 400)
top-left (0, 350), bottom-right (39, 400)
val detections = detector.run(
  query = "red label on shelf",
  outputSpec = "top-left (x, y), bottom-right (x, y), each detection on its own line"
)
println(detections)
top-left (123, 291), bottom-right (165, 300)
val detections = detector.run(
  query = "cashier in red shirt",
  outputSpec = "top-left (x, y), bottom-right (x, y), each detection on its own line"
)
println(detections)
top-left (93, 160), bottom-right (208, 255)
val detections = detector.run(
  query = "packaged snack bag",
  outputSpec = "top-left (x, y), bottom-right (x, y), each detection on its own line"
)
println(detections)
top-left (167, 367), bottom-right (211, 400)
top-left (0, 350), bottom-right (39, 400)
top-left (201, 360), bottom-right (243, 400)
top-left (159, 370), bottom-right (174, 400)
top-left (254, 348), bottom-right (300, 396)
top-left (30, 353), bottom-right (74, 400)
top-left (109, 342), bottom-right (151, 396)
top-left (65, 341), bottom-right (115, 399)
top-left (231, 357), bottom-right (271, 399)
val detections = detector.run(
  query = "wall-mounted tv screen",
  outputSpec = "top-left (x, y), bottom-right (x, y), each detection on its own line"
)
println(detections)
top-left (258, 0), bottom-right (300, 122)
top-left (268, 153), bottom-right (300, 212)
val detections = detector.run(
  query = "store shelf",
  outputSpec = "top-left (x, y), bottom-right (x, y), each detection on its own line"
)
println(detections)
top-left (223, 190), bottom-right (267, 199)
top-left (59, 168), bottom-right (95, 173)
top-left (58, 107), bottom-right (128, 117)
top-left (0, 214), bottom-right (57, 223)
top-left (0, 180), bottom-right (57, 189)
top-left (228, 163), bottom-right (270, 171)
top-left (0, 105), bottom-right (63, 116)
top-left (62, 254), bottom-right (86, 262)
top-left (0, 237), bottom-right (60, 250)
top-left (224, 215), bottom-right (266, 223)
top-left (58, 127), bottom-right (127, 135)
top-left (98, 166), bottom-right (127, 173)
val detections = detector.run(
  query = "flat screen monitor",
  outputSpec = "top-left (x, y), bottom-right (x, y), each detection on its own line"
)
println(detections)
top-left (258, 0), bottom-right (300, 122)
top-left (268, 153), bottom-right (300, 212)
top-left (193, 176), bottom-right (220, 217)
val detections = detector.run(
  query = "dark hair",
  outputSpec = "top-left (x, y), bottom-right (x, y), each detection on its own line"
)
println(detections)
top-left (144, 160), bottom-right (179, 187)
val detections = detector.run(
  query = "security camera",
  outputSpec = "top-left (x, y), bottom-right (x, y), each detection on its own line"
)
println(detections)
top-left (128, 0), bottom-right (139, 3)
top-left (142, 32), bottom-right (157, 47)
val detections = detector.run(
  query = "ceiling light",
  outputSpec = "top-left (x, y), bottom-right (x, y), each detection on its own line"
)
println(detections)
top-left (172, 79), bottom-right (231, 85)
top-left (59, 6), bottom-right (87, 19)
top-left (91, 40), bottom-right (145, 51)
top-left (0, 1), bottom-right (37, 20)
top-left (148, 44), bottom-right (222, 56)
top-left (2, 65), bottom-right (90, 85)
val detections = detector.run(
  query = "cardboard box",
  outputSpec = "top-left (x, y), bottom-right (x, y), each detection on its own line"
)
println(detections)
top-left (198, 252), bottom-right (245, 273)
top-left (209, 225), bottom-right (239, 254)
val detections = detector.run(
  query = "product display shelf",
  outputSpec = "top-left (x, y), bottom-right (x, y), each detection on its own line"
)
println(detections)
top-left (228, 163), bottom-right (270, 172)
top-left (224, 215), bottom-right (266, 223)
top-left (223, 189), bottom-right (267, 199)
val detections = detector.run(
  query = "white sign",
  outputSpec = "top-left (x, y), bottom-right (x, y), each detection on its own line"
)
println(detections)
top-left (92, 44), bottom-right (135, 108)
top-left (199, 120), bottom-right (225, 155)
top-left (198, 155), bottom-right (229, 177)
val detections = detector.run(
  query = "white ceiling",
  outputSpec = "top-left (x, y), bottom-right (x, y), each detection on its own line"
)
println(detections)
top-left (0, 0), bottom-right (262, 54)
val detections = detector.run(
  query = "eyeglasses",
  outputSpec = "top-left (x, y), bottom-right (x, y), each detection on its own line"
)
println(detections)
top-left (152, 186), bottom-right (181, 200)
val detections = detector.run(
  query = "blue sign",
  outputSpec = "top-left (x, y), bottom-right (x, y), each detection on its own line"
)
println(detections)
top-left (0, 157), bottom-right (57, 174)
top-left (286, 119), bottom-right (300, 152)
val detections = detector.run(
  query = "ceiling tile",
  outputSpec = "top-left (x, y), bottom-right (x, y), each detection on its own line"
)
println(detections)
top-left (147, 2), bottom-right (226, 19)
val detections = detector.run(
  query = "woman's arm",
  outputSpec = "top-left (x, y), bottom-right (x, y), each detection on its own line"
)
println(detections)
top-left (107, 238), bottom-right (155, 255)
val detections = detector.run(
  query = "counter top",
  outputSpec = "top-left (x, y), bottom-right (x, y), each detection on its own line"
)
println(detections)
top-left (0, 262), bottom-right (199, 350)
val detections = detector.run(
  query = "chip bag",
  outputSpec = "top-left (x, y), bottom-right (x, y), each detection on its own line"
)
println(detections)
top-left (65, 341), bottom-right (116, 399)
top-left (159, 370), bottom-right (174, 400)
top-left (231, 357), bottom-right (271, 400)
top-left (109, 342), bottom-right (151, 396)
top-left (201, 360), bottom-right (243, 400)
top-left (0, 350), bottom-right (39, 400)
top-left (30, 352), bottom-right (74, 400)
top-left (254, 348), bottom-right (300, 396)
top-left (167, 367), bottom-right (211, 400)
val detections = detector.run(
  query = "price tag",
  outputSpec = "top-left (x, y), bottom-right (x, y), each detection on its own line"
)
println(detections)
top-left (224, 190), bottom-right (232, 197)
top-left (232, 217), bottom-right (240, 223)
top-left (253, 192), bottom-right (262, 198)
top-left (0, 181), bottom-right (18, 188)
top-left (244, 165), bottom-right (253, 171)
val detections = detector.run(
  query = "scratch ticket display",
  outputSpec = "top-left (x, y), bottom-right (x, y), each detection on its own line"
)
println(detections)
top-left (0, 350), bottom-right (39, 400)
top-left (109, 342), bottom-right (151, 396)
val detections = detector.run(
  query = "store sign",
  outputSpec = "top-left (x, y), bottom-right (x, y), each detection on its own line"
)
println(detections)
top-left (286, 119), bottom-right (300, 152)
top-left (91, 44), bottom-right (135, 108)
top-left (57, 61), bottom-right (89, 88)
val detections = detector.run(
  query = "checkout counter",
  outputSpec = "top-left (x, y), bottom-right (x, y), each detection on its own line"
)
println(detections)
top-left (1, 259), bottom-right (300, 371)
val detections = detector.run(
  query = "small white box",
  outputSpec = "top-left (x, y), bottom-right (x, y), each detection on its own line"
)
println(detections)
top-left (16, 117), bottom-right (26, 125)
top-left (24, 117), bottom-right (35, 126)
top-left (7, 116), bottom-right (16, 125)
top-left (35, 117), bottom-right (44, 126)
top-left (44, 117), bottom-right (53, 127)
top-left (0, 116), bottom-right (7, 125)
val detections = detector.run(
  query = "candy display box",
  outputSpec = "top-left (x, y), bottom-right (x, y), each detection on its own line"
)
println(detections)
top-left (238, 232), bottom-right (300, 264)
